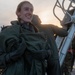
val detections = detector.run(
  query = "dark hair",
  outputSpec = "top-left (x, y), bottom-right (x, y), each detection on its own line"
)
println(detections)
top-left (16, 1), bottom-right (33, 12)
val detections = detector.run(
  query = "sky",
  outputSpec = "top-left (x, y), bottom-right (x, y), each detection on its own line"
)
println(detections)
top-left (0, 0), bottom-right (71, 27)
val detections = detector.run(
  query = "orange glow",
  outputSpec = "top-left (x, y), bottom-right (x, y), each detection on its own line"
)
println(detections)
top-left (38, 11), bottom-right (62, 28)
top-left (39, 11), bottom-right (51, 24)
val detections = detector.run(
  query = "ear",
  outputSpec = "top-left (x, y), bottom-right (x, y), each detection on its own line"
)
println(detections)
top-left (16, 11), bottom-right (21, 16)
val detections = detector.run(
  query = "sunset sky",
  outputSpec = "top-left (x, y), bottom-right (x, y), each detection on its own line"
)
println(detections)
top-left (0, 0), bottom-right (71, 27)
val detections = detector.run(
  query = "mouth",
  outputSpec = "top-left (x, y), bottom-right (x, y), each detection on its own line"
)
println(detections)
top-left (25, 14), bottom-right (32, 19)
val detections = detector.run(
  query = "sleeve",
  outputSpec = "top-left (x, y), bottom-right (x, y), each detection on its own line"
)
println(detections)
top-left (0, 37), bottom-right (26, 68)
top-left (50, 25), bottom-right (68, 37)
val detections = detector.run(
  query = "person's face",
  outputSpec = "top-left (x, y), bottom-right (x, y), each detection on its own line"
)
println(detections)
top-left (17, 3), bottom-right (33, 22)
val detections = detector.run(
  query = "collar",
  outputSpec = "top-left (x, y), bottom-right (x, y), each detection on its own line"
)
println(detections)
top-left (11, 20), bottom-right (38, 32)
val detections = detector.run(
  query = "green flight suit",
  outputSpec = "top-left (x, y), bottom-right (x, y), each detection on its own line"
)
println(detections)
top-left (0, 21), bottom-right (51, 75)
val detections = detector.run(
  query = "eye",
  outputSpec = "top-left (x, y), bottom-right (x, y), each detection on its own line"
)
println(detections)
top-left (24, 7), bottom-right (33, 12)
top-left (24, 7), bottom-right (29, 11)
